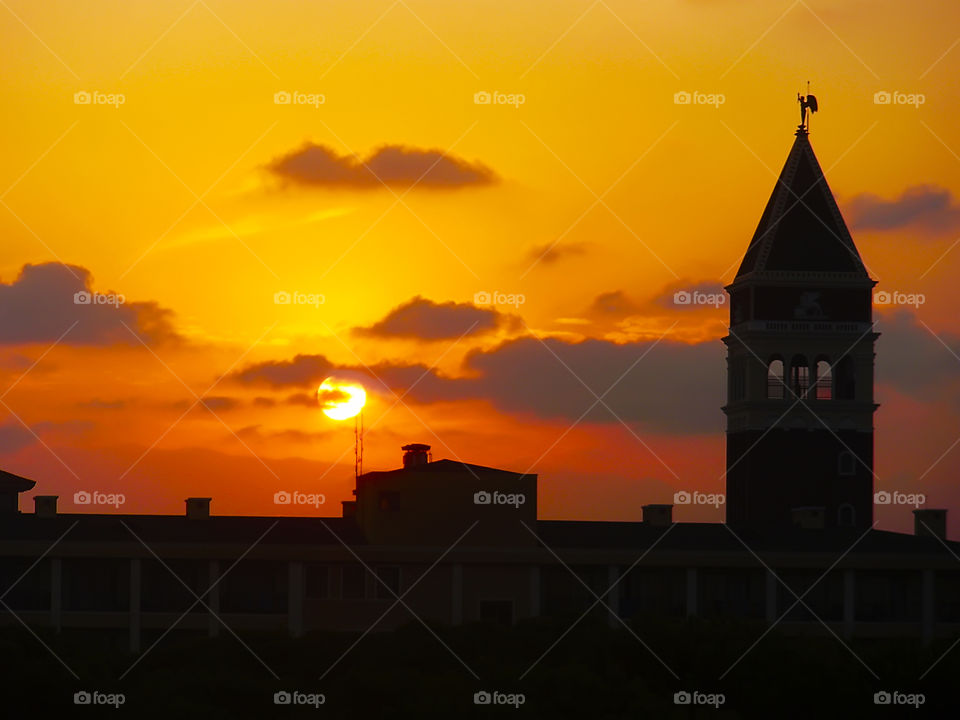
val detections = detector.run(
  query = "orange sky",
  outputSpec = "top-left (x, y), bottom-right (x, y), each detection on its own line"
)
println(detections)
top-left (2, 0), bottom-right (960, 534)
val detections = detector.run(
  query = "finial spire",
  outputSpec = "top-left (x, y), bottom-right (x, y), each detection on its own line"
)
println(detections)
top-left (797, 81), bottom-right (818, 134)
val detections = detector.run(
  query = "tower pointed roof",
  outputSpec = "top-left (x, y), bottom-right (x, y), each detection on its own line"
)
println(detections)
top-left (735, 128), bottom-right (870, 280)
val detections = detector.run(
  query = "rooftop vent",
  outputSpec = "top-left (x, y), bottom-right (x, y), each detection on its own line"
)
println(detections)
top-left (642, 504), bottom-right (673, 527)
top-left (185, 497), bottom-right (211, 519)
top-left (33, 495), bottom-right (58, 518)
top-left (913, 509), bottom-right (947, 540)
top-left (401, 443), bottom-right (431, 469)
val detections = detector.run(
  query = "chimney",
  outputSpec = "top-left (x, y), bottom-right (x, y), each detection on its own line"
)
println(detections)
top-left (33, 495), bottom-right (59, 518)
top-left (642, 504), bottom-right (673, 526)
top-left (914, 509), bottom-right (947, 540)
top-left (401, 443), bottom-right (431, 468)
top-left (791, 506), bottom-right (825, 529)
top-left (185, 497), bottom-right (211, 519)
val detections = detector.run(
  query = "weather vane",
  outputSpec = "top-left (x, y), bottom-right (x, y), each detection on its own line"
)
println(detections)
top-left (798, 81), bottom-right (818, 133)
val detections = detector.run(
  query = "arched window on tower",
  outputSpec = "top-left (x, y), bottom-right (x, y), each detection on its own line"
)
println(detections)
top-left (790, 355), bottom-right (809, 398)
top-left (815, 359), bottom-right (832, 400)
top-left (767, 358), bottom-right (784, 399)
top-left (835, 357), bottom-right (855, 400)
top-left (838, 503), bottom-right (855, 527)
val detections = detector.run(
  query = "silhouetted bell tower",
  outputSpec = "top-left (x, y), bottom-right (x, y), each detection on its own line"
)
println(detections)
top-left (723, 110), bottom-right (878, 531)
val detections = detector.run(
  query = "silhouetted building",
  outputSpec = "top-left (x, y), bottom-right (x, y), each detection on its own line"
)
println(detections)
top-left (724, 124), bottom-right (877, 531)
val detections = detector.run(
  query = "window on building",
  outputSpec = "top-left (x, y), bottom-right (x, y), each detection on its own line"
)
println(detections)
top-left (305, 564), bottom-right (330, 599)
top-left (815, 359), bottom-right (832, 400)
top-left (767, 359), bottom-right (785, 399)
top-left (835, 356), bottom-right (855, 400)
top-left (838, 452), bottom-right (856, 476)
top-left (479, 599), bottom-right (514, 625)
top-left (838, 504), bottom-right (855, 527)
top-left (790, 356), bottom-right (809, 397)
top-left (341, 565), bottom-right (366, 599)
top-left (374, 566), bottom-right (401, 600)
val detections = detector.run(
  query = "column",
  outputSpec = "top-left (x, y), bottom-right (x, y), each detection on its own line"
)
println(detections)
top-left (129, 558), bottom-right (141, 654)
top-left (288, 561), bottom-right (304, 638)
top-left (607, 565), bottom-right (620, 628)
top-left (451, 564), bottom-right (463, 625)
top-left (686, 568), bottom-right (698, 618)
top-left (50, 557), bottom-right (61, 632)
top-left (208, 559), bottom-right (220, 638)
top-left (843, 568), bottom-right (855, 639)
top-left (765, 569), bottom-right (777, 624)
top-left (922, 568), bottom-right (935, 646)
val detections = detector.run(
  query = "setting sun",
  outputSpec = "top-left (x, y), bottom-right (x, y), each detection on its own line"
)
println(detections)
top-left (318, 377), bottom-right (367, 420)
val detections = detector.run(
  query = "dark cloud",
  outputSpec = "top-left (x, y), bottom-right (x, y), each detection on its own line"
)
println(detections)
top-left (232, 336), bottom-right (725, 434)
top-left (267, 143), bottom-right (496, 189)
top-left (252, 396), bottom-right (277, 408)
top-left (285, 392), bottom-right (317, 407)
top-left (78, 399), bottom-right (128, 410)
top-left (526, 241), bottom-right (588, 266)
top-left (846, 185), bottom-right (960, 234)
top-left (199, 396), bottom-right (241, 412)
top-left (355, 296), bottom-right (503, 340)
top-left (0, 423), bottom-right (35, 454)
top-left (0, 263), bottom-right (179, 346)
top-left (876, 310), bottom-right (960, 401)
top-left (590, 290), bottom-right (641, 318)
top-left (232, 353), bottom-right (333, 388)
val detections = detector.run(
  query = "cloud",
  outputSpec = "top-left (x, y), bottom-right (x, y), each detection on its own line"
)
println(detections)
top-left (876, 310), bottom-right (960, 401)
top-left (0, 263), bottom-right (179, 346)
top-left (526, 241), bottom-right (588, 266)
top-left (651, 279), bottom-right (727, 312)
top-left (233, 335), bottom-right (725, 434)
top-left (589, 290), bottom-right (641, 318)
top-left (846, 185), bottom-right (960, 234)
top-left (354, 296), bottom-right (505, 340)
top-left (232, 353), bottom-right (333, 388)
top-left (267, 143), bottom-right (496, 189)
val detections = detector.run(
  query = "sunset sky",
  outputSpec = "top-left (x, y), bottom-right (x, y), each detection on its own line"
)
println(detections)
top-left (2, 0), bottom-right (960, 534)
